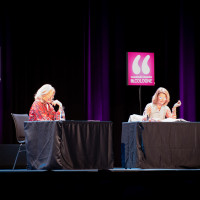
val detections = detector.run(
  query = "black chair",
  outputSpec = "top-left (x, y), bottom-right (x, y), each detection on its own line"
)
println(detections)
top-left (11, 113), bottom-right (29, 169)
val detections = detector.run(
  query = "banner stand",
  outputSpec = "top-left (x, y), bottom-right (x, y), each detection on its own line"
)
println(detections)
top-left (127, 52), bottom-right (155, 115)
top-left (139, 86), bottom-right (142, 115)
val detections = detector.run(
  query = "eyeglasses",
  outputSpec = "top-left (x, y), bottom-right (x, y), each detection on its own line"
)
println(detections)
top-left (158, 96), bottom-right (166, 100)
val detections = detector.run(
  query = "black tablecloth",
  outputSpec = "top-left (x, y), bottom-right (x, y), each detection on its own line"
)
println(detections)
top-left (24, 120), bottom-right (113, 170)
top-left (121, 122), bottom-right (200, 169)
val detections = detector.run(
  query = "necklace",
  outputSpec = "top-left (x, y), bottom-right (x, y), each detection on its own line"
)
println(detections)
top-left (157, 105), bottom-right (162, 111)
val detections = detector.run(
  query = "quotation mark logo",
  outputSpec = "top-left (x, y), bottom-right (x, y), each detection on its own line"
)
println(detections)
top-left (132, 55), bottom-right (150, 75)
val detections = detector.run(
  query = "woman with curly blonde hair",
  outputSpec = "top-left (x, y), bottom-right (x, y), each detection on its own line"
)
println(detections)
top-left (142, 87), bottom-right (181, 121)
top-left (29, 84), bottom-right (65, 121)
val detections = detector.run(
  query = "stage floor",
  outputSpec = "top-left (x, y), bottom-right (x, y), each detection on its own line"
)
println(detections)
top-left (1, 167), bottom-right (200, 172)
top-left (0, 168), bottom-right (200, 198)
top-left (1, 142), bottom-right (200, 198)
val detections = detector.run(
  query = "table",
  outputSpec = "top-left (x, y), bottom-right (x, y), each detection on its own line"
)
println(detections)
top-left (121, 122), bottom-right (200, 169)
top-left (24, 120), bottom-right (113, 170)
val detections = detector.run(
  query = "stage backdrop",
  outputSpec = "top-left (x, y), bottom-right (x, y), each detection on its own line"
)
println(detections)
top-left (0, 0), bottom-right (199, 166)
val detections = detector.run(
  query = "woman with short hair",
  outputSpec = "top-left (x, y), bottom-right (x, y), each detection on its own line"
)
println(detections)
top-left (29, 84), bottom-right (65, 121)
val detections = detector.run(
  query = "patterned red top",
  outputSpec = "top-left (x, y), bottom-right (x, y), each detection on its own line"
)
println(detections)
top-left (29, 100), bottom-right (61, 121)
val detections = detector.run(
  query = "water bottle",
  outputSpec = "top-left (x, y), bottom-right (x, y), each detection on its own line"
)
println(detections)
top-left (60, 107), bottom-right (65, 120)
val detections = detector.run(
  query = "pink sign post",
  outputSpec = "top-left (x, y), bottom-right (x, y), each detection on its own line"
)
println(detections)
top-left (127, 52), bottom-right (155, 114)
top-left (127, 52), bottom-right (155, 86)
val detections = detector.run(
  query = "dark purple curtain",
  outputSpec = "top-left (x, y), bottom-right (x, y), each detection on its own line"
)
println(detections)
top-left (0, 0), bottom-right (200, 166)
top-left (85, 0), bottom-right (110, 121)
top-left (179, 1), bottom-right (196, 121)
top-left (0, 46), bottom-right (2, 143)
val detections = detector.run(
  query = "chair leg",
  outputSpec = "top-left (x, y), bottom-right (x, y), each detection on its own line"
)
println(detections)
top-left (13, 143), bottom-right (22, 170)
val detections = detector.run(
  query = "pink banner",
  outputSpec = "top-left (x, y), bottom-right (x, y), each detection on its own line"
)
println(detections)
top-left (127, 52), bottom-right (155, 86)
